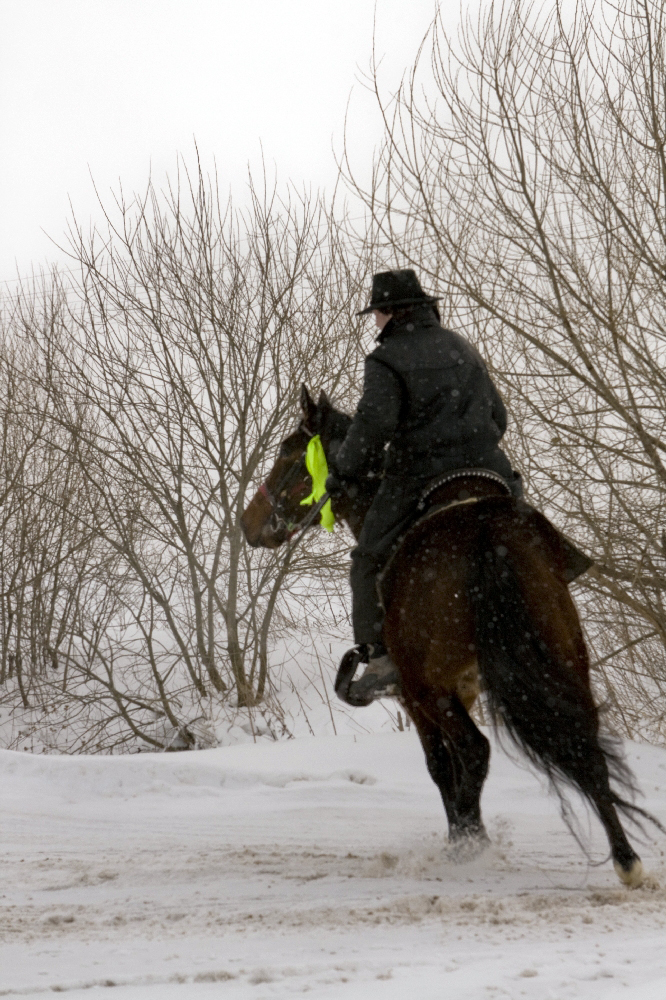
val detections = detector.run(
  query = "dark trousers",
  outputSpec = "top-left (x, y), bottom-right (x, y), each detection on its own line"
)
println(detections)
top-left (350, 450), bottom-right (522, 646)
top-left (350, 476), bottom-right (432, 645)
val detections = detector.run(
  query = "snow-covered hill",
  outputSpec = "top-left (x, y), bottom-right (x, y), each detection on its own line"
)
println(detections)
top-left (2, 731), bottom-right (666, 998)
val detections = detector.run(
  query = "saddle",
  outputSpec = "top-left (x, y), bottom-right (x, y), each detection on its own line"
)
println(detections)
top-left (417, 466), bottom-right (513, 512)
top-left (379, 467), bottom-right (593, 600)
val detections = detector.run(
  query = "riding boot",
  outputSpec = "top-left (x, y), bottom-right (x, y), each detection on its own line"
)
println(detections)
top-left (335, 643), bottom-right (401, 706)
top-left (353, 644), bottom-right (401, 700)
top-left (337, 476), bottom-right (429, 707)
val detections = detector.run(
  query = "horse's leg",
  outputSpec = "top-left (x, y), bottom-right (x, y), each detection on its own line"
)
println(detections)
top-left (556, 622), bottom-right (644, 886)
top-left (585, 779), bottom-right (644, 886)
top-left (525, 564), bottom-right (645, 885)
top-left (407, 693), bottom-right (490, 841)
top-left (541, 589), bottom-right (644, 884)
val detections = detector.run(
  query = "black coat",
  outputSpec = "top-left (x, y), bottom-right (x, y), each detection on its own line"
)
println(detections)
top-left (335, 306), bottom-right (511, 481)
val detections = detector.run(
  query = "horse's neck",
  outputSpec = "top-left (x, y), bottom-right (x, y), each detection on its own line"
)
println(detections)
top-left (324, 425), bottom-right (379, 540)
top-left (331, 488), bottom-right (377, 540)
top-left (335, 503), bottom-right (364, 540)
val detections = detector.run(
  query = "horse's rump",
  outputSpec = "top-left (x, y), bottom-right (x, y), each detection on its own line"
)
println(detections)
top-left (381, 493), bottom-right (595, 704)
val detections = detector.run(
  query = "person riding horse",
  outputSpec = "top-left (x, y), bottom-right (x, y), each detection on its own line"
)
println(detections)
top-left (241, 300), bottom-right (653, 886)
top-left (325, 269), bottom-right (523, 704)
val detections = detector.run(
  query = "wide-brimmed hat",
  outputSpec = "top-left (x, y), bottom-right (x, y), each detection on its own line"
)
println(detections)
top-left (357, 269), bottom-right (440, 316)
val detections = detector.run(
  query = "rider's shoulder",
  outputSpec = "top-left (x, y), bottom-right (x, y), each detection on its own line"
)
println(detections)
top-left (369, 320), bottom-right (484, 371)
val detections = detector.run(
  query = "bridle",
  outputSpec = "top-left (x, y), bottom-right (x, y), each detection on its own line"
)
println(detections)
top-left (258, 423), bottom-right (324, 539)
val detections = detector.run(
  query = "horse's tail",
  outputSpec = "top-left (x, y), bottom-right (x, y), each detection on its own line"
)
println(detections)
top-left (469, 517), bottom-right (649, 830)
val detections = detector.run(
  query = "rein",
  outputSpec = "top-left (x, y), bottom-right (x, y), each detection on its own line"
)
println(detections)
top-left (286, 490), bottom-right (331, 545)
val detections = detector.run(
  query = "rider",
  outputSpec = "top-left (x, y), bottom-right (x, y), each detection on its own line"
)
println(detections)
top-left (325, 269), bottom-right (522, 704)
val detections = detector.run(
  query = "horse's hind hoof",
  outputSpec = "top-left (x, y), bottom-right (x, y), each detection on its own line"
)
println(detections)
top-left (446, 827), bottom-right (490, 862)
top-left (614, 857), bottom-right (644, 888)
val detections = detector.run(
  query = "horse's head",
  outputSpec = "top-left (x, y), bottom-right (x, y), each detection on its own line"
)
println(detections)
top-left (241, 385), bottom-right (351, 548)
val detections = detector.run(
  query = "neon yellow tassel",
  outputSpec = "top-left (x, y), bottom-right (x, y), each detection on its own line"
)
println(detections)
top-left (300, 434), bottom-right (335, 532)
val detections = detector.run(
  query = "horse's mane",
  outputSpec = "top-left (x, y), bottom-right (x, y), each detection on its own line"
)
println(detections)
top-left (324, 403), bottom-right (352, 443)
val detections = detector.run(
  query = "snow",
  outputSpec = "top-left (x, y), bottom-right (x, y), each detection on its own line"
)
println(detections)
top-left (1, 731), bottom-right (666, 998)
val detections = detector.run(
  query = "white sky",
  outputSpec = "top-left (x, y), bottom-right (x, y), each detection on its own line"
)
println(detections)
top-left (0, 0), bottom-right (452, 285)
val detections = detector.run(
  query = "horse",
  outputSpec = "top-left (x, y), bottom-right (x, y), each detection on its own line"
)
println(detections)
top-left (241, 386), bottom-right (658, 887)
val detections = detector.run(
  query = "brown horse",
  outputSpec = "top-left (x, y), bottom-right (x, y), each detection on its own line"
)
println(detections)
top-left (241, 387), bottom-right (657, 887)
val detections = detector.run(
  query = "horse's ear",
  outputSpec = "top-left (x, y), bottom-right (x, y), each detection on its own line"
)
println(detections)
top-left (300, 384), bottom-right (318, 432)
top-left (318, 389), bottom-right (332, 411)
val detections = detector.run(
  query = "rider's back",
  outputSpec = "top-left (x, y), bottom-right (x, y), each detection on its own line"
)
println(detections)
top-left (370, 305), bottom-right (507, 479)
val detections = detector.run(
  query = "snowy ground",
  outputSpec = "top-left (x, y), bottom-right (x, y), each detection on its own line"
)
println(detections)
top-left (2, 731), bottom-right (666, 999)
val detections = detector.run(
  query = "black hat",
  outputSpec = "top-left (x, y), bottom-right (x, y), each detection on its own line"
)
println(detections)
top-left (357, 269), bottom-right (440, 316)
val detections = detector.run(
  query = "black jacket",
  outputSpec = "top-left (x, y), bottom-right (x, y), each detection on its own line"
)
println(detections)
top-left (335, 306), bottom-right (509, 481)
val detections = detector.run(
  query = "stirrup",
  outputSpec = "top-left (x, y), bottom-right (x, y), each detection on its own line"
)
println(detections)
top-left (335, 645), bottom-right (368, 706)
top-left (334, 645), bottom-right (400, 707)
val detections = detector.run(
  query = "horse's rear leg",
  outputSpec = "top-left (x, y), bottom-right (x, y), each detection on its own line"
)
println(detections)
top-left (408, 693), bottom-right (490, 841)
top-left (588, 785), bottom-right (644, 886)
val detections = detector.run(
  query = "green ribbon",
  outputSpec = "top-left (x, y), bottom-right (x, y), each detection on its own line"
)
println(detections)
top-left (300, 434), bottom-right (335, 533)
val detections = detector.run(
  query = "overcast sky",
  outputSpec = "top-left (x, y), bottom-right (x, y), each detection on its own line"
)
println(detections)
top-left (0, 0), bottom-right (458, 286)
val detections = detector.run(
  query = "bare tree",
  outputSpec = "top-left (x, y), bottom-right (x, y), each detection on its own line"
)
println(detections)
top-left (0, 291), bottom-right (102, 704)
top-left (0, 164), bottom-right (369, 751)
